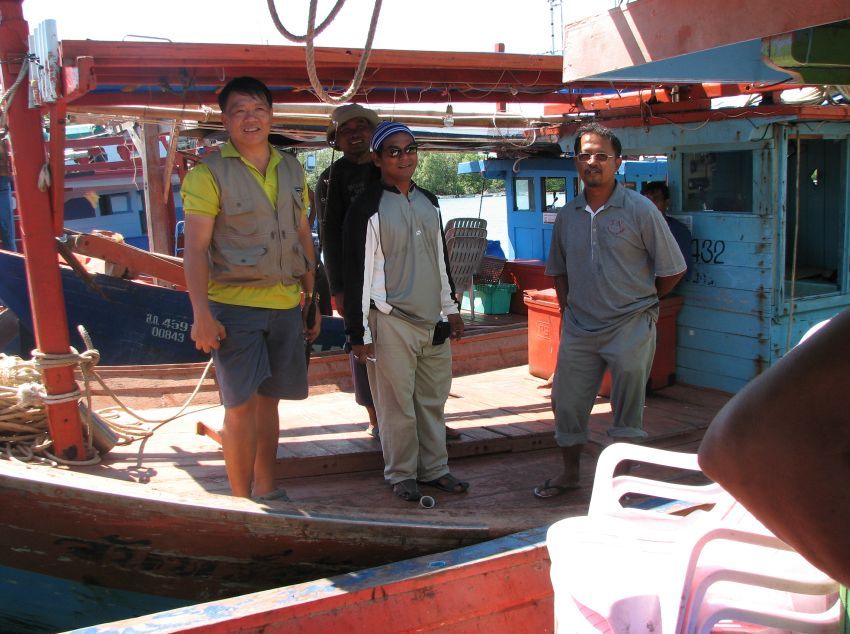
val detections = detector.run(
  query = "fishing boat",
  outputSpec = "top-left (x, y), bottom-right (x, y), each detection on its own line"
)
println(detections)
top-left (0, 242), bottom-right (347, 365)
top-left (1, 0), bottom-right (849, 631)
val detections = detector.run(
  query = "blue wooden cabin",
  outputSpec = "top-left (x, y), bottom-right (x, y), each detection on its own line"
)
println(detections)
top-left (458, 158), bottom-right (666, 261)
top-left (596, 113), bottom-right (849, 392)
top-left (462, 110), bottom-right (850, 393)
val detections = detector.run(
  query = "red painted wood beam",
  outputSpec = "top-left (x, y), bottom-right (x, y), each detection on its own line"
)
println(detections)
top-left (563, 0), bottom-right (850, 81)
top-left (0, 0), bottom-right (84, 460)
top-left (47, 100), bottom-right (66, 238)
top-left (60, 40), bottom-right (563, 74)
top-left (66, 232), bottom-right (185, 288)
top-left (140, 123), bottom-right (173, 256)
top-left (56, 39), bottom-right (567, 106)
top-left (66, 89), bottom-right (577, 108)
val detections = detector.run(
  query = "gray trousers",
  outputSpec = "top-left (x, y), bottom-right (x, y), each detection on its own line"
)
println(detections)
top-left (366, 309), bottom-right (452, 485)
top-left (552, 310), bottom-right (656, 446)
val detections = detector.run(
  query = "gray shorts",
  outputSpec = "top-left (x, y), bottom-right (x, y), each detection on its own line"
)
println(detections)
top-left (209, 301), bottom-right (308, 408)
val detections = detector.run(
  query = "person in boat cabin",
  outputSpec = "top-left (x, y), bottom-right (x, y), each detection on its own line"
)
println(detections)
top-left (342, 121), bottom-right (469, 503)
top-left (641, 180), bottom-right (693, 279)
top-left (181, 76), bottom-right (321, 500)
top-left (699, 308), bottom-right (850, 586)
top-left (534, 122), bottom-right (686, 499)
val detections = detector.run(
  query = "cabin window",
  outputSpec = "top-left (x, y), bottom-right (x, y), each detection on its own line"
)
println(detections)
top-left (64, 197), bottom-right (96, 220)
top-left (543, 177), bottom-right (567, 210)
top-left (784, 138), bottom-right (845, 297)
top-left (681, 150), bottom-right (753, 212)
top-left (513, 177), bottom-right (534, 211)
top-left (99, 193), bottom-right (131, 216)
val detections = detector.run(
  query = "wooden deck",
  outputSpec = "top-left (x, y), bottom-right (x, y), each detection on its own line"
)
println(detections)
top-left (89, 361), bottom-right (731, 531)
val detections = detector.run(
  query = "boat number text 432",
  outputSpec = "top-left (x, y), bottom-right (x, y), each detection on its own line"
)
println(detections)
top-left (146, 313), bottom-right (189, 342)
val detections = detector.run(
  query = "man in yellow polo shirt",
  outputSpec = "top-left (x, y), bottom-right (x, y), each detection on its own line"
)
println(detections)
top-left (182, 76), bottom-right (320, 500)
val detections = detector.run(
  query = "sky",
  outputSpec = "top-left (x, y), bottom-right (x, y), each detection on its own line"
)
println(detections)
top-left (21, 0), bottom-right (614, 55)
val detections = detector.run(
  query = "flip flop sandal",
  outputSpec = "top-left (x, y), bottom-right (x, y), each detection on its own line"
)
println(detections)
top-left (532, 478), bottom-right (579, 499)
top-left (420, 473), bottom-right (469, 494)
top-left (445, 426), bottom-right (462, 440)
top-left (392, 478), bottom-right (422, 502)
top-left (253, 488), bottom-right (290, 502)
top-left (368, 426), bottom-right (380, 439)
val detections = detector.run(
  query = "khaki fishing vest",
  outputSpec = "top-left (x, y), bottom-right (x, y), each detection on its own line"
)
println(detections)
top-left (204, 150), bottom-right (308, 287)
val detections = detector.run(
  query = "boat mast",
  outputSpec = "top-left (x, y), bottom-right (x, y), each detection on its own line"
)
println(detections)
top-left (0, 0), bottom-right (84, 459)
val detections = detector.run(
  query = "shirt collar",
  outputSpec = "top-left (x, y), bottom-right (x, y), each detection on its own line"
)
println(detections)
top-left (573, 181), bottom-right (625, 213)
top-left (220, 140), bottom-right (280, 171)
top-left (381, 180), bottom-right (417, 195)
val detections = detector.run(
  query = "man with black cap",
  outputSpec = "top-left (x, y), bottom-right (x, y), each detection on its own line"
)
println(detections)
top-left (316, 104), bottom-right (382, 437)
top-left (319, 105), bottom-right (461, 441)
top-left (342, 121), bottom-right (468, 503)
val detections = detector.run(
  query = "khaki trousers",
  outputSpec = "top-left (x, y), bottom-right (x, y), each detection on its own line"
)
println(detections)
top-left (552, 310), bottom-right (656, 446)
top-left (367, 310), bottom-right (452, 485)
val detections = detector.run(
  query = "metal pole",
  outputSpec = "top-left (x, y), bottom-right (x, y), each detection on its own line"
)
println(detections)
top-left (0, 0), bottom-right (84, 459)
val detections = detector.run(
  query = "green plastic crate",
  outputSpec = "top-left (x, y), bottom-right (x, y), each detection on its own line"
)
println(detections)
top-left (461, 283), bottom-right (517, 315)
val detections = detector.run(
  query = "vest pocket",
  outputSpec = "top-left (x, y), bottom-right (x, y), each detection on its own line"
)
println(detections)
top-left (223, 200), bottom-right (259, 236)
top-left (286, 241), bottom-right (309, 280)
top-left (220, 245), bottom-right (267, 266)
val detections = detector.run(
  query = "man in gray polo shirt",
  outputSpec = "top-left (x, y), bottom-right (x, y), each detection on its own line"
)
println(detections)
top-left (534, 123), bottom-right (686, 498)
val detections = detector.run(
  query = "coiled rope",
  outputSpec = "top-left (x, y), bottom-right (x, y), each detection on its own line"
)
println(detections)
top-left (266, 0), bottom-right (383, 105)
top-left (0, 325), bottom-right (215, 467)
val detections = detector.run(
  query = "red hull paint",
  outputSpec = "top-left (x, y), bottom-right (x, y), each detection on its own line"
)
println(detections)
top-left (0, 461), bottom-right (495, 601)
top-left (82, 529), bottom-right (554, 634)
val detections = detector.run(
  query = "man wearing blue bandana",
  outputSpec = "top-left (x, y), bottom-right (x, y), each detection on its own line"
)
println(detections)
top-left (342, 122), bottom-right (469, 503)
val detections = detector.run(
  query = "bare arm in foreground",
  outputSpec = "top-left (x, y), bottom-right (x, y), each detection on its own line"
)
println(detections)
top-left (698, 307), bottom-right (850, 585)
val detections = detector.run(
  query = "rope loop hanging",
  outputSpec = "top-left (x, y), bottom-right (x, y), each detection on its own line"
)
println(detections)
top-left (266, 0), bottom-right (348, 42)
top-left (267, 0), bottom-right (383, 105)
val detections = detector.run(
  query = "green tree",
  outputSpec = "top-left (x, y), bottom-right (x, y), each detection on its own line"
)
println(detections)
top-left (297, 148), bottom-right (505, 198)
top-left (416, 151), bottom-right (504, 197)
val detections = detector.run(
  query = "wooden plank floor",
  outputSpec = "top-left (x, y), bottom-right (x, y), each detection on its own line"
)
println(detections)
top-left (89, 364), bottom-right (731, 532)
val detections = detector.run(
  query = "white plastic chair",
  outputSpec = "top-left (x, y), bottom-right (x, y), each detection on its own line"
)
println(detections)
top-left (682, 526), bottom-right (841, 633)
top-left (546, 443), bottom-right (840, 634)
top-left (445, 227), bottom-right (487, 317)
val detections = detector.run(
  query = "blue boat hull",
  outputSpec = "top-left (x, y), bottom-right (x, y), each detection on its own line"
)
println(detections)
top-left (0, 564), bottom-right (190, 633)
top-left (0, 249), bottom-right (344, 366)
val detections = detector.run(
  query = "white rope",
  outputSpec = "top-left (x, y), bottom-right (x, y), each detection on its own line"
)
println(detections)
top-left (267, 0), bottom-right (383, 105)
top-left (0, 352), bottom-right (97, 465)
top-left (266, 0), bottom-right (347, 42)
top-left (37, 163), bottom-right (51, 192)
top-left (73, 325), bottom-right (214, 429)
top-left (0, 55), bottom-right (32, 133)
top-left (0, 324), bottom-right (216, 467)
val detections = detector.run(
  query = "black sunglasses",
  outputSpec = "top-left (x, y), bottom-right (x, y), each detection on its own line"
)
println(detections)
top-left (383, 143), bottom-right (419, 158)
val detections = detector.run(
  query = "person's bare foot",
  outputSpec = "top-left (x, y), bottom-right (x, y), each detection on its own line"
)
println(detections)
top-left (534, 444), bottom-right (582, 498)
top-left (537, 372), bottom-right (555, 390)
top-left (533, 475), bottom-right (580, 498)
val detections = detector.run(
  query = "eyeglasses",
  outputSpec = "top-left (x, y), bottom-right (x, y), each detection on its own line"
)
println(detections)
top-left (383, 143), bottom-right (418, 158)
top-left (576, 152), bottom-right (615, 163)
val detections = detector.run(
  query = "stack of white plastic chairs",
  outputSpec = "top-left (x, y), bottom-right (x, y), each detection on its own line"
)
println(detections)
top-left (546, 442), bottom-right (841, 633)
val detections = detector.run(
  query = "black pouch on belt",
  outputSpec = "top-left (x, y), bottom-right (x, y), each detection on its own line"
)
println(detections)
top-left (432, 320), bottom-right (451, 345)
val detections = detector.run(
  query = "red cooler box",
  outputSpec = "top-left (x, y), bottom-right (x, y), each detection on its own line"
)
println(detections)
top-left (524, 291), bottom-right (684, 393)
top-left (524, 288), bottom-right (562, 379)
top-left (502, 260), bottom-right (554, 315)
